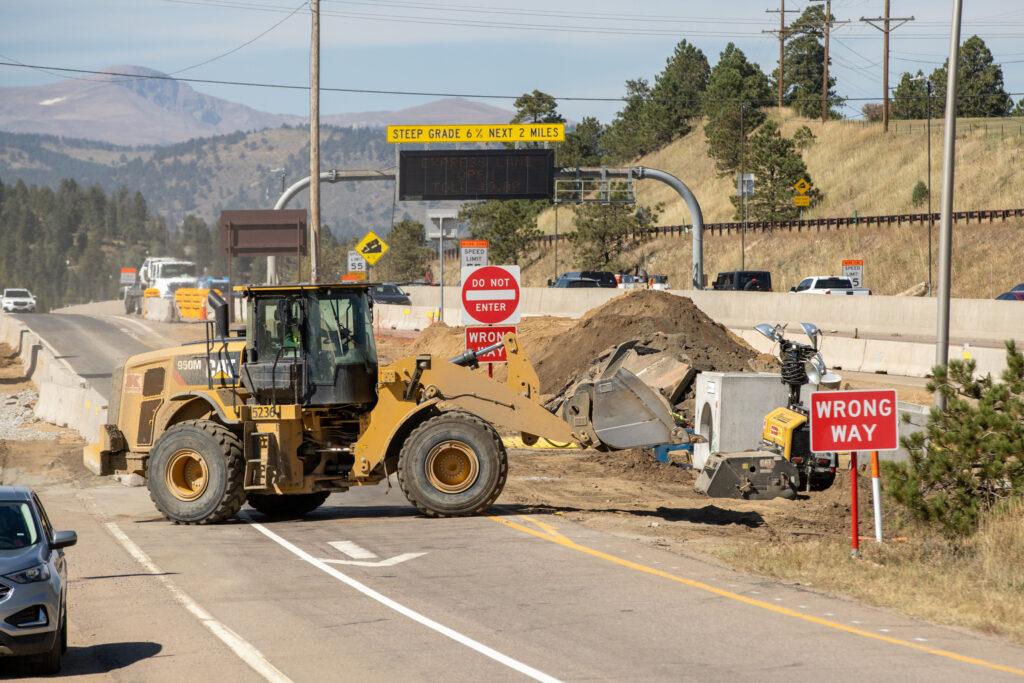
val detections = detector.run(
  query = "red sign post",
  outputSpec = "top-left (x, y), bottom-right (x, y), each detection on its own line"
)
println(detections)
top-left (810, 389), bottom-right (899, 557)
top-left (460, 265), bottom-right (521, 326)
top-left (465, 326), bottom-right (517, 363)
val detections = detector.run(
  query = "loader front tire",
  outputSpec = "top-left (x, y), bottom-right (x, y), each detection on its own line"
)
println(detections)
top-left (398, 412), bottom-right (507, 518)
top-left (147, 420), bottom-right (245, 524)
top-left (247, 492), bottom-right (331, 519)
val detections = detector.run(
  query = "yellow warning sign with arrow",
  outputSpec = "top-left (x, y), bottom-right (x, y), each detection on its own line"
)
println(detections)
top-left (355, 230), bottom-right (389, 265)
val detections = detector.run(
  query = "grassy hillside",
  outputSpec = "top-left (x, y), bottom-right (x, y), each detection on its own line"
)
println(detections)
top-left (538, 109), bottom-right (1024, 234)
top-left (518, 218), bottom-right (1022, 298)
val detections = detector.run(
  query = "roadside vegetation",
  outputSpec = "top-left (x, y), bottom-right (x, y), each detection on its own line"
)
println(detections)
top-left (713, 345), bottom-right (1024, 643)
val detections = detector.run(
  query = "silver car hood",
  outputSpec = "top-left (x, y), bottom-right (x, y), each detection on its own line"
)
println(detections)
top-left (0, 543), bottom-right (45, 572)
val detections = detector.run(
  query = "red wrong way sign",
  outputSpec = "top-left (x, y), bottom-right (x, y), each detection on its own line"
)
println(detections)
top-left (810, 389), bottom-right (899, 453)
top-left (460, 265), bottom-right (521, 325)
top-left (465, 325), bottom-right (516, 363)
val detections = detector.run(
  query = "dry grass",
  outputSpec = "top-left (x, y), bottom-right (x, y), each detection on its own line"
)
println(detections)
top-left (537, 109), bottom-right (1024, 233)
top-left (710, 501), bottom-right (1024, 644)
top-left (519, 218), bottom-right (1024, 298)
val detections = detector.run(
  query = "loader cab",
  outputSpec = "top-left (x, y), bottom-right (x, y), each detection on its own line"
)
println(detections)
top-left (241, 285), bottom-right (378, 408)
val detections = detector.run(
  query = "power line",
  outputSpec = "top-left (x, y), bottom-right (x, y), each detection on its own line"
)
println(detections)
top-left (1, 60), bottom-right (1020, 108)
top-left (1, 2), bottom-right (307, 86)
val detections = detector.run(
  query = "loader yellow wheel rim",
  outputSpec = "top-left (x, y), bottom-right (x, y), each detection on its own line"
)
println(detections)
top-left (166, 449), bottom-right (209, 502)
top-left (425, 441), bottom-right (479, 494)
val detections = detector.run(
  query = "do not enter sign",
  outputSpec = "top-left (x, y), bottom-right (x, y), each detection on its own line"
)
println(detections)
top-left (809, 389), bottom-right (899, 453)
top-left (461, 265), bottom-right (521, 325)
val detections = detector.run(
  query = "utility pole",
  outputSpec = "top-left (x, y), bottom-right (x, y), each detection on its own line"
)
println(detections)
top-left (764, 1), bottom-right (789, 109)
top-left (935, 0), bottom-right (963, 410)
top-left (309, 0), bottom-right (321, 283)
top-left (814, 0), bottom-right (848, 122)
top-left (862, 2), bottom-right (914, 133)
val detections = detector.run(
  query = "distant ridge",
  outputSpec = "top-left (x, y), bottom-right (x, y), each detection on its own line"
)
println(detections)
top-left (0, 66), bottom-right (514, 146)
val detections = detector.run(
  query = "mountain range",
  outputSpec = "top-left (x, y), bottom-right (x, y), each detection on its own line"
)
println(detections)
top-left (0, 65), bottom-right (513, 145)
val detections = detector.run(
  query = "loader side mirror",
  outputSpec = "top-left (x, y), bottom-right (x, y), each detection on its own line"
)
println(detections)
top-left (800, 322), bottom-right (821, 350)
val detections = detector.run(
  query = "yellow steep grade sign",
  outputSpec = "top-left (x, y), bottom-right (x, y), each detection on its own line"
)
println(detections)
top-left (355, 230), bottom-right (389, 265)
top-left (386, 123), bottom-right (565, 144)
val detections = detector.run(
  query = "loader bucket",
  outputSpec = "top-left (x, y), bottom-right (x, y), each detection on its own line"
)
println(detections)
top-left (558, 341), bottom-right (686, 450)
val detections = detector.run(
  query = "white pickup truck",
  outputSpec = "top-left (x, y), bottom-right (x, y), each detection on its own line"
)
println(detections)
top-left (791, 276), bottom-right (871, 295)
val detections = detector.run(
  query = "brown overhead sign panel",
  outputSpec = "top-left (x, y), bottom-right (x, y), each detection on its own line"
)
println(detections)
top-left (219, 209), bottom-right (308, 257)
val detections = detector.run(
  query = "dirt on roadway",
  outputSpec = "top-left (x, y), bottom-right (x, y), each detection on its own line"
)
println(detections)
top-left (501, 448), bottom-right (862, 558)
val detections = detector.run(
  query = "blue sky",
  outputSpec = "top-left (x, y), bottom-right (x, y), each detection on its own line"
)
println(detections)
top-left (3, 0), bottom-right (1024, 121)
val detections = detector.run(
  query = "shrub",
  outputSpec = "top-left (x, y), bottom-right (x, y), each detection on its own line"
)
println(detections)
top-left (793, 125), bottom-right (816, 150)
top-left (884, 342), bottom-right (1024, 536)
top-left (911, 180), bottom-right (930, 207)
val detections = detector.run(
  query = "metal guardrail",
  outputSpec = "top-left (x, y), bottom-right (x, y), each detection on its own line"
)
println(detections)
top-left (530, 207), bottom-right (1024, 246)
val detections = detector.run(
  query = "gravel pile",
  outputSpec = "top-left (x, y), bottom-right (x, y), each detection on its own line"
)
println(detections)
top-left (0, 389), bottom-right (57, 441)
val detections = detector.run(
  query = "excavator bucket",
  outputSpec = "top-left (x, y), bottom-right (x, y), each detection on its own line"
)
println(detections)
top-left (555, 342), bottom-right (686, 450)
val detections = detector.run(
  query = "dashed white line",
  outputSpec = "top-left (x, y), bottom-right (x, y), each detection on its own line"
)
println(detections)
top-left (250, 521), bottom-right (560, 683)
top-left (104, 522), bottom-right (291, 683)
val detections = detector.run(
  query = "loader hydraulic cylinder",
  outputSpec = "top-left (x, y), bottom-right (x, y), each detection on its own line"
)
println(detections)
top-left (449, 341), bottom-right (504, 368)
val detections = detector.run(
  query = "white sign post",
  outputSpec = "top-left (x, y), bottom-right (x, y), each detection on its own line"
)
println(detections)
top-left (842, 259), bottom-right (864, 288)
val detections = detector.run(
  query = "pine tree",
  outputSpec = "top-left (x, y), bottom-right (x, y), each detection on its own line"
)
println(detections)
top-left (650, 39), bottom-right (711, 142)
top-left (379, 220), bottom-right (432, 282)
top-left (928, 36), bottom-right (1013, 118)
top-left (458, 200), bottom-right (544, 264)
top-left (771, 5), bottom-right (841, 119)
top-left (569, 203), bottom-right (662, 271)
top-left (558, 117), bottom-right (604, 168)
top-left (703, 43), bottom-right (772, 175)
top-left (732, 119), bottom-right (818, 220)
top-left (885, 342), bottom-right (1024, 536)
top-left (892, 71), bottom-right (930, 120)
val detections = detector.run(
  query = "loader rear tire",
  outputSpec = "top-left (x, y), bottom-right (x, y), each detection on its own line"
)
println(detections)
top-left (398, 412), bottom-right (507, 518)
top-left (147, 420), bottom-right (245, 524)
top-left (247, 492), bottom-right (331, 519)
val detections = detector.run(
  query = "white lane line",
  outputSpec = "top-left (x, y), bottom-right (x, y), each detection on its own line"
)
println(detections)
top-left (104, 522), bottom-right (291, 683)
top-left (250, 522), bottom-right (560, 683)
top-left (111, 314), bottom-right (159, 336)
top-left (319, 552), bottom-right (426, 568)
top-left (329, 540), bottom-right (378, 559)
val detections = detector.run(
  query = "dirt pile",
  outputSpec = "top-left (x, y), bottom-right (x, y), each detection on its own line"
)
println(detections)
top-left (533, 290), bottom-right (762, 394)
top-left (584, 449), bottom-right (694, 485)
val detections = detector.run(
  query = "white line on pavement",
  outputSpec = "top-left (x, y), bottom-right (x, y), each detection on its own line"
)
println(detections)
top-left (250, 521), bottom-right (561, 683)
top-left (104, 522), bottom-right (291, 683)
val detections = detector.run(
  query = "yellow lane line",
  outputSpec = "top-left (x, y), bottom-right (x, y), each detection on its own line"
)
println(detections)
top-left (488, 516), bottom-right (1024, 678)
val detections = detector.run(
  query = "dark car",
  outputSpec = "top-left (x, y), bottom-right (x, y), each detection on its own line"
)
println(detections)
top-left (552, 278), bottom-right (601, 288)
top-left (996, 291), bottom-right (1024, 301)
top-left (711, 271), bottom-right (773, 292)
top-left (1011, 283), bottom-right (1024, 292)
top-left (550, 271), bottom-right (618, 289)
top-left (368, 283), bottom-right (412, 306)
top-left (0, 487), bottom-right (76, 674)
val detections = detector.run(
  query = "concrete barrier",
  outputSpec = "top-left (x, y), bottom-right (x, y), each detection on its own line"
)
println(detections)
top-left (143, 297), bottom-right (176, 322)
top-left (404, 285), bottom-right (1018, 378)
top-left (0, 314), bottom-right (108, 462)
top-left (372, 304), bottom-right (442, 332)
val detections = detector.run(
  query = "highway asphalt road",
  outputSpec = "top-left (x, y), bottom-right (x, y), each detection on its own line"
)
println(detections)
top-left (3, 308), bottom-right (1024, 681)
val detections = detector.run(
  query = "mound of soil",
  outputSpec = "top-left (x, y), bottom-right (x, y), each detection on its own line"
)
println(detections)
top-left (584, 449), bottom-right (694, 485)
top-left (533, 290), bottom-right (761, 394)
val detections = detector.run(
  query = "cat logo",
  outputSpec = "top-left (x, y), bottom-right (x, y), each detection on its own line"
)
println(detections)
top-left (209, 358), bottom-right (236, 381)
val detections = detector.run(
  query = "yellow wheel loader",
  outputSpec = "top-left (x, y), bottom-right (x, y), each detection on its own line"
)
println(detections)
top-left (85, 284), bottom-right (686, 524)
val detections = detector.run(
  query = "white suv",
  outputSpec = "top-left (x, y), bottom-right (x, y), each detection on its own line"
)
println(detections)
top-left (1, 289), bottom-right (36, 313)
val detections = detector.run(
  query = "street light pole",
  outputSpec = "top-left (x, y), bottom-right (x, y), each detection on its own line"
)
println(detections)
top-left (926, 78), bottom-right (933, 295)
top-left (935, 0), bottom-right (963, 410)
